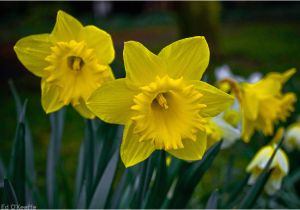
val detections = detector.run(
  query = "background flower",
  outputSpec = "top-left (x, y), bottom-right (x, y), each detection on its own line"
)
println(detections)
top-left (246, 143), bottom-right (289, 195)
top-left (239, 69), bottom-right (297, 142)
top-left (284, 122), bottom-right (300, 151)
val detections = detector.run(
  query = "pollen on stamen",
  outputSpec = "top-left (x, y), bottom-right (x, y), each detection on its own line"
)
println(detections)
top-left (68, 56), bottom-right (84, 71)
top-left (155, 93), bottom-right (169, 109)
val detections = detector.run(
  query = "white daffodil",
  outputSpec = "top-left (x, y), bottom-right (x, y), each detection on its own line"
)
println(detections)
top-left (284, 122), bottom-right (300, 151)
top-left (246, 143), bottom-right (289, 195)
top-left (215, 64), bottom-right (262, 84)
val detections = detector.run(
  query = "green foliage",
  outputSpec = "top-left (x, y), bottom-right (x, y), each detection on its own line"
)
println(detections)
top-left (1, 81), bottom-right (300, 209)
top-left (167, 141), bottom-right (223, 208)
top-left (1, 4), bottom-right (300, 209)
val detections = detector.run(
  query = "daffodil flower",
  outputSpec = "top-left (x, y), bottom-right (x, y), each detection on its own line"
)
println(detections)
top-left (87, 37), bottom-right (234, 167)
top-left (246, 143), bottom-right (289, 195)
top-left (14, 10), bottom-right (115, 118)
top-left (239, 69), bottom-right (297, 142)
top-left (284, 122), bottom-right (300, 151)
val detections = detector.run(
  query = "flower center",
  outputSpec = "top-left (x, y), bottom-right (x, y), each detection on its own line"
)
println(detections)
top-left (131, 76), bottom-right (207, 150)
top-left (44, 40), bottom-right (109, 105)
top-left (154, 93), bottom-right (169, 110)
top-left (67, 56), bottom-right (84, 71)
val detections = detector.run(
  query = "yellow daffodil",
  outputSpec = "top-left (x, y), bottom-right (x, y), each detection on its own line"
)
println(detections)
top-left (246, 142), bottom-right (289, 195)
top-left (14, 10), bottom-right (115, 118)
top-left (87, 37), bottom-right (234, 167)
top-left (284, 122), bottom-right (300, 151)
top-left (239, 68), bottom-right (297, 142)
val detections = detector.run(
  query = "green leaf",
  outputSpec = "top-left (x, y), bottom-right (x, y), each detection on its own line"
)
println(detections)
top-left (222, 174), bottom-right (250, 208)
top-left (238, 138), bottom-right (285, 209)
top-left (93, 122), bottom-right (119, 194)
top-left (117, 169), bottom-right (138, 209)
top-left (9, 100), bottom-right (27, 205)
top-left (76, 182), bottom-right (87, 208)
top-left (3, 178), bottom-right (18, 205)
top-left (168, 141), bottom-right (223, 208)
top-left (46, 108), bottom-right (65, 208)
top-left (119, 184), bottom-right (134, 208)
top-left (130, 158), bottom-right (151, 208)
top-left (0, 158), bottom-right (6, 182)
top-left (9, 80), bottom-right (36, 204)
top-left (58, 159), bottom-right (72, 208)
top-left (83, 119), bottom-right (95, 206)
top-left (109, 170), bottom-right (129, 208)
top-left (74, 142), bottom-right (85, 206)
top-left (205, 189), bottom-right (219, 209)
top-left (145, 151), bottom-right (168, 208)
top-left (89, 149), bottom-right (119, 209)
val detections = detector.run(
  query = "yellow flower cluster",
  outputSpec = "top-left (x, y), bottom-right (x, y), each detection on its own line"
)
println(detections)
top-left (239, 69), bottom-right (297, 142)
top-left (14, 9), bottom-right (297, 181)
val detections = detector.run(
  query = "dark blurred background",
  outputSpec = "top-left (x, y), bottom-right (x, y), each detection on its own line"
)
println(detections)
top-left (1, 1), bottom-right (300, 207)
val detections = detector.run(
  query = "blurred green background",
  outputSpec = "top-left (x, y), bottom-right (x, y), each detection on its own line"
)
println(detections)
top-left (1, 1), bottom-right (300, 207)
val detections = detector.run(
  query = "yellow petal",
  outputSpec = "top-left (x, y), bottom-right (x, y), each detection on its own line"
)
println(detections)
top-left (123, 41), bottom-right (166, 87)
top-left (51, 10), bottom-right (83, 42)
top-left (241, 91), bottom-right (258, 121)
top-left (241, 115), bottom-right (256, 143)
top-left (121, 123), bottom-right (156, 167)
top-left (87, 79), bottom-right (137, 124)
top-left (14, 34), bottom-right (52, 77)
top-left (73, 98), bottom-right (95, 119)
top-left (266, 68), bottom-right (296, 84)
top-left (159, 36), bottom-right (209, 80)
top-left (251, 77), bottom-right (281, 97)
top-left (41, 79), bottom-right (64, 113)
top-left (191, 80), bottom-right (234, 117)
top-left (79, 25), bottom-right (115, 64)
top-left (167, 130), bottom-right (207, 161)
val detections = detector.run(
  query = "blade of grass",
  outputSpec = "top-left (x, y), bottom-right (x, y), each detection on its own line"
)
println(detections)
top-left (46, 108), bottom-right (65, 208)
top-left (76, 181), bottom-right (87, 209)
top-left (0, 158), bottom-right (6, 184)
top-left (145, 151), bottom-right (168, 208)
top-left (168, 141), bottom-right (223, 208)
top-left (109, 170), bottom-right (128, 209)
top-left (84, 119), bottom-right (95, 206)
top-left (89, 149), bottom-right (119, 209)
top-left (222, 174), bottom-right (250, 208)
top-left (9, 100), bottom-right (27, 205)
top-left (4, 178), bottom-right (18, 205)
top-left (130, 158), bottom-right (150, 208)
top-left (74, 142), bottom-right (85, 206)
top-left (205, 189), bottom-right (219, 209)
top-left (9, 80), bottom-right (36, 204)
top-left (118, 167), bottom-right (139, 209)
top-left (58, 159), bottom-right (72, 208)
top-left (93, 123), bottom-right (119, 193)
